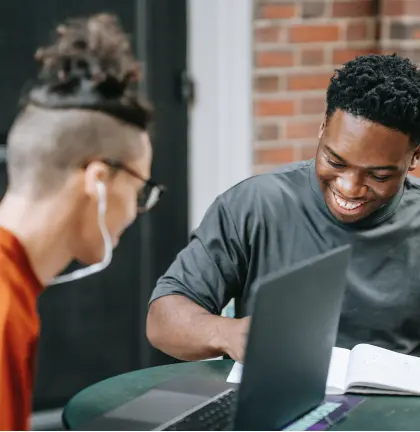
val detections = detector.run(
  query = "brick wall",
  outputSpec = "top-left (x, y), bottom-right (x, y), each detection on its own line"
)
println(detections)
top-left (253, 0), bottom-right (420, 175)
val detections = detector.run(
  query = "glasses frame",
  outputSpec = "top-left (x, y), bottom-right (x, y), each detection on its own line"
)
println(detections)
top-left (101, 159), bottom-right (166, 212)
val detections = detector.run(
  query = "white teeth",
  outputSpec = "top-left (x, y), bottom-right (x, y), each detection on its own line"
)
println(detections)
top-left (334, 194), bottom-right (363, 210)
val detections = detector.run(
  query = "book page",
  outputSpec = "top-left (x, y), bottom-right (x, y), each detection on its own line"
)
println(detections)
top-left (226, 349), bottom-right (350, 392)
top-left (326, 347), bottom-right (351, 395)
top-left (345, 344), bottom-right (420, 394)
top-left (226, 362), bottom-right (243, 384)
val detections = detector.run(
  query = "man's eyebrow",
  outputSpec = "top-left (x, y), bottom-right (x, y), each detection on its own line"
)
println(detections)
top-left (324, 145), bottom-right (399, 171)
top-left (325, 146), bottom-right (346, 163)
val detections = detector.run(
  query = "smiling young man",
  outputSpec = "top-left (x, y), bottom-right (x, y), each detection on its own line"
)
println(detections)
top-left (0, 14), bottom-right (163, 431)
top-left (147, 53), bottom-right (420, 363)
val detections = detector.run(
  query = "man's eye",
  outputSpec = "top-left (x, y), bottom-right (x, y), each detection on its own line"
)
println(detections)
top-left (326, 157), bottom-right (345, 169)
top-left (370, 173), bottom-right (392, 182)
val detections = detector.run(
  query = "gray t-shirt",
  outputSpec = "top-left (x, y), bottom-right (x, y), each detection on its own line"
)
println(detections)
top-left (150, 159), bottom-right (420, 354)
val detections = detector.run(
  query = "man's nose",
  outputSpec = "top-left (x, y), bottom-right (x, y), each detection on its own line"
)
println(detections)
top-left (336, 173), bottom-right (367, 199)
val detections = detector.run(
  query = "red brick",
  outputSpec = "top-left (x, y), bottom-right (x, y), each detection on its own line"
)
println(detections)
top-left (289, 25), bottom-right (340, 43)
top-left (288, 74), bottom-right (332, 91)
top-left (300, 97), bottom-right (326, 115)
top-left (346, 22), bottom-right (368, 41)
top-left (254, 76), bottom-right (280, 93)
top-left (286, 121), bottom-right (321, 139)
top-left (333, 47), bottom-right (378, 65)
top-left (413, 29), bottom-right (420, 39)
top-left (255, 100), bottom-right (295, 116)
top-left (332, 0), bottom-right (376, 17)
top-left (404, 0), bottom-right (420, 15)
top-left (381, 0), bottom-right (405, 16)
top-left (255, 26), bottom-right (281, 43)
top-left (382, 0), bottom-right (404, 15)
top-left (301, 49), bottom-right (325, 66)
top-left (256, 51), bottom-right (294, 68)
top-left (258, 3), bottom-right (296, 19)
top-left (255, 147), bottom-right (295, 165)
top-left (256, 123), bottom-right (279, 141)
top-left (382, 0), bottom-right (420, 16)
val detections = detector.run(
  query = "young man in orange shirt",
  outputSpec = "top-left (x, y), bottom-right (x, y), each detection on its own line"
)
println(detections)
top-left (0, 14), bottom-right (163, 430)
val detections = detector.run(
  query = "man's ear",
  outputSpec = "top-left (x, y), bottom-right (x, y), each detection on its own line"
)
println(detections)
top-left (318, 117), bottom-right (326, 140)
top-left (408, 146), bottom-right (420, 172)
top-left (84, 161), bottom-right (109, 199)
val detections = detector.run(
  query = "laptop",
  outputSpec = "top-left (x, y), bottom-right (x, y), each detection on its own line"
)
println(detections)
top-left (82, 245), bottom-right (351, 431)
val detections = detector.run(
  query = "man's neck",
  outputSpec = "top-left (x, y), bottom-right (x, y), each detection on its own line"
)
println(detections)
top-left (0, 192), bottom-right (75, 286)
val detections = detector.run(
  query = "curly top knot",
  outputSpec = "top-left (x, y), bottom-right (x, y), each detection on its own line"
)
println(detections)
top-left (34, 13), bottom-right (140, 95)
top-left (24, 13), bottom-right (152, 131)
top-left (326, 53), bottom-right (420, 146)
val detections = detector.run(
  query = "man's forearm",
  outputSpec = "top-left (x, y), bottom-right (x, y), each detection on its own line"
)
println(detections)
top-left (146, 295), bottom-right (233, 361)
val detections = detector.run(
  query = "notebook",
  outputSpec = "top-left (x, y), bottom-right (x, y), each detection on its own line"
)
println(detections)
top-left (227, 344), bottom-right (420, 396)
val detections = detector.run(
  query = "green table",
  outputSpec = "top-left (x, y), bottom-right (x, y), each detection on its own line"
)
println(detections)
top-left (63, 360), bottom-right (420, 430)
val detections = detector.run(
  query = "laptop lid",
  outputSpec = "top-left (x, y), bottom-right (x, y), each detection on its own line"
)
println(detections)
top-left (233, 245), bottom-right (351, 431)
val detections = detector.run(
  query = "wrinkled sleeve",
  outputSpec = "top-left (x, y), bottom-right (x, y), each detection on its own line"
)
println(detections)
top-left (149, 195), bottom-right (247, 315)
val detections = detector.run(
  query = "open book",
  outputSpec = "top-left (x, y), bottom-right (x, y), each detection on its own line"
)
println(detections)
top-left (227, 344), bottom-right (420, 395)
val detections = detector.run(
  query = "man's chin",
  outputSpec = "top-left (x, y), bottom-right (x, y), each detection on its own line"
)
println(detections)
top-left (328, 208), bottom-right (371, 224)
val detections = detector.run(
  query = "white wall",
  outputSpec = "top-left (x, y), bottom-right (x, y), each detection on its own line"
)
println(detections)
top-left (187, 0), bottom-right (254, 230)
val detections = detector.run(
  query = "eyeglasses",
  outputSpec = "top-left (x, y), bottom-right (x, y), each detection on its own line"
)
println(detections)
top-left (101, 159), bottom-right (166, 212)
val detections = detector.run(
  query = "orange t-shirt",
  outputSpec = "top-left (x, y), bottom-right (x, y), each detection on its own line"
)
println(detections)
top-left (0, 227), bottom-right (43, 431)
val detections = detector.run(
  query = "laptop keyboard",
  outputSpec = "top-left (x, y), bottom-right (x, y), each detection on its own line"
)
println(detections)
top-left (159, 389), bottom-right (341, 431)
top-left (161, 388), bottom-right (237, 431)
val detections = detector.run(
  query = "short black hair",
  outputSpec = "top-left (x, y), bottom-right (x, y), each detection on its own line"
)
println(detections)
top-left (326, 53), bottom-right (420, 146)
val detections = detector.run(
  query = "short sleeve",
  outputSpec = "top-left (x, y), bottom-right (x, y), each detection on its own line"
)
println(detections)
top-left (149, 195), bottom-right (247, 315)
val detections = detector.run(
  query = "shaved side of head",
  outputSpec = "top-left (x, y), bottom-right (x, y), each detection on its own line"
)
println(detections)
top-left (7, 105), bottom-right (145, 197)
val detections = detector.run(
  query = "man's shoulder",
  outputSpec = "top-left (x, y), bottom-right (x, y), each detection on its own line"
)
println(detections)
top-left (221, 160), bottom-right (311, 206)
top-left (268, 159), bottom-right (313, 176)
top-left (406, 174), bottom-right (420, 192)
top-left (0, 231), bottom-right (15, 321)
top-left (0, 227), bottom-right (26, 267)
top-left (196, 160), bottom-right (312, 234)
top-left (402, 175), bottom-right (420, 209)
top-left (0, 227), bottom-right (42, 295)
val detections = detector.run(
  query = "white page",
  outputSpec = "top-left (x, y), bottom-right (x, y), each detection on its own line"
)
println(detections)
top-left (226, 347), bottom-right (350, 393)
top-left (325, 347), bottom-right (351, 395)
top-left (345, 344), bottom-right (420, 394)
top-left (226, 362), bottom-right (243, 384)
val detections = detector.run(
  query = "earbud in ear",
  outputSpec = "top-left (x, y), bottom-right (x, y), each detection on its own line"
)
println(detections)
top-left (95, 180), bottom-right (107, 214)
top-left (96, 180), bottom-right (105, 197)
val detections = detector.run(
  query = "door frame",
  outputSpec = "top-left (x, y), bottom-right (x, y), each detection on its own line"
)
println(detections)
top-left (187, 0), bottom-right (254, 230)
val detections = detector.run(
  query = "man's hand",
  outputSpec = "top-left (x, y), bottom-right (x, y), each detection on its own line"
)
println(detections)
top-left (220, 316), bottom-right (251, 363)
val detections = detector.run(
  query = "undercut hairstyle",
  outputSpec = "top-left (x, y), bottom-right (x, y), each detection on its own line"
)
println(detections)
top-left (7, 13), bottom-right (152, 196)
top-left (326, 53), bottom-right (420, 147)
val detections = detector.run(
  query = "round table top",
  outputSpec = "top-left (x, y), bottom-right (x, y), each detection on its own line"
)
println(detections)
top-left (63, 359), bottom-right (420, 431)
top-left (63, 359), bottom-right (233, 430)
